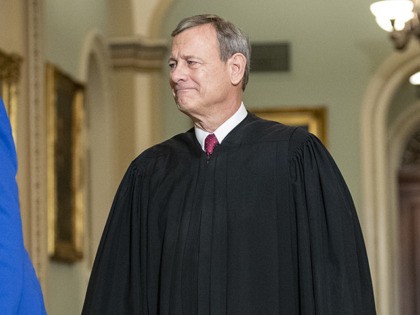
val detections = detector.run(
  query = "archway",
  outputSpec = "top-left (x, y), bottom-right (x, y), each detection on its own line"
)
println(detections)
top-left (79, 31), bottom-right (116, 267)
top-left (361, 42), bottom-right (420, 315)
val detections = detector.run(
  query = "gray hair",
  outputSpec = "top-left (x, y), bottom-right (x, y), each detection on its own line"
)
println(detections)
top-left (171, 14), bottom-right (251, 91)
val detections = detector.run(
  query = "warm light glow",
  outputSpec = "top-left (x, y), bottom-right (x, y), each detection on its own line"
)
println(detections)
top-left (375, 17), bottom-right (408, 31)
top-left (409, 71), bottom-right (420, 84)
top-left (370, 0), bottom-right (414, 31)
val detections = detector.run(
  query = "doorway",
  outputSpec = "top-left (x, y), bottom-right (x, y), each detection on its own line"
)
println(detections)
top-left (398, 130), bottom-right (420, 315)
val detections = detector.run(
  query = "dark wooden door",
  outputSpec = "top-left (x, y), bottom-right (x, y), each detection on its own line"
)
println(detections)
top-left (398, 168), bottom-right (420, 315)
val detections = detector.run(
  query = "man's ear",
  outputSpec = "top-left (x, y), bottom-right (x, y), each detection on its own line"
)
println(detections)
top-left (228, 53), bottom-right (247, 86)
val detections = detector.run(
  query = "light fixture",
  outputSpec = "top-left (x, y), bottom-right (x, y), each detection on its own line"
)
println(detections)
top-left (409, 71), bottom-right (420, 98)
top-left (370, 0), bottom-right (420, 49)
top-left (409, 71), bottom-right (420, 84)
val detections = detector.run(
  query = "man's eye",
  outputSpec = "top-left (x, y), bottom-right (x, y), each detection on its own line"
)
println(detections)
top-left (187, 60), bottom-right (197, 66)
top-left (168, 62), bottom-right (176, 69)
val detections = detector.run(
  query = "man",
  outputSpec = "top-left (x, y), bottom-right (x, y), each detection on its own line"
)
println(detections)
top-left (0, 98), bottom-right (46, 314)
top-left (83, 14), bottom-right (376, 314)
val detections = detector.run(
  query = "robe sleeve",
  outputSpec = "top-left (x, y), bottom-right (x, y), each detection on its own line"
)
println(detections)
top-left (82, 161), bottom-right (148, 314)
top-left (0, 99), bottom-right (46, 314)
top-left (289, 132), bottom-right (376, 314)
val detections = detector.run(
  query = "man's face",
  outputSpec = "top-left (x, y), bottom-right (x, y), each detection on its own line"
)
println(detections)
top-left (169, 24), bottom-right (233, 119)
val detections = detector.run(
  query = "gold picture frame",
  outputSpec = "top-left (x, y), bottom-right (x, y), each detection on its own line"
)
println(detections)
top-left (46, 63), bottom-right (85, 262)
top-left (0, 49), bottom-right (22, 138)
top-left (253, 107), bottom-right (328, 146)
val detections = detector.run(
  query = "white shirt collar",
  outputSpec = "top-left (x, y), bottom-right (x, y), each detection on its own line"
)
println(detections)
top-left (195, 103), bottom-right (248, 151)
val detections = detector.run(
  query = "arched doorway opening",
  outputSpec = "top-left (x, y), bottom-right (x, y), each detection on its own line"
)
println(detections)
top-left (362, 42), bottom-right (420, 315)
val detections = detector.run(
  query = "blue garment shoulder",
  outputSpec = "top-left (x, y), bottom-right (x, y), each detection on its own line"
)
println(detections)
top-left (0, 98), bottom-right (46, 314)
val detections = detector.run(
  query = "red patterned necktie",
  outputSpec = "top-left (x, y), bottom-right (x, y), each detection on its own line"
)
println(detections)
top-left (205, 133), bottom-right (219, 156)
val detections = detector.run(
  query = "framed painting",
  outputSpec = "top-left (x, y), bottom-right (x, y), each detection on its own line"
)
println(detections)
top-left (253, 107), bottom-right (328, 146)
top-left (0, 49), bottom-right (22, 138)
top-left (46, 63), bottom-right (85, 262)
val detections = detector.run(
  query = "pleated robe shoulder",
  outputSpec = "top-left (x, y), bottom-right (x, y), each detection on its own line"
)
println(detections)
top-left (83, 113), bottom-right (376, 315)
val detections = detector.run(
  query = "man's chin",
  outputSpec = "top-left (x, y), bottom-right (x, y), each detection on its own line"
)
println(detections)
top-left (176, 101), bottom-right (199, 115)
top-left (176, 99), bottom-right (193, 110)
top-left (176, 102), bottom-right (189, 113)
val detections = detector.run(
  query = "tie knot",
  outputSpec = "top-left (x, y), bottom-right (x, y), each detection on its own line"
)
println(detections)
top-left (205, 133), bottom-right (219, 156)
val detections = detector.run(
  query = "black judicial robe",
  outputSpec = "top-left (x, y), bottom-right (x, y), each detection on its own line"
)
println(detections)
top-left (82, 113), bottom-right (376, 314)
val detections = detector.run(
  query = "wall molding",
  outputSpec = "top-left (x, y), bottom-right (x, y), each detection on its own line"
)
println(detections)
top-left (109, 36), bottom-right (167, 71)
top-left (27, 0), bottom-right (47, 289)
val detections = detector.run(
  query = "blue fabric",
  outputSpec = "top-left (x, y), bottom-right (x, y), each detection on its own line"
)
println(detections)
top-left (0, 98), bottom-right (46, 314)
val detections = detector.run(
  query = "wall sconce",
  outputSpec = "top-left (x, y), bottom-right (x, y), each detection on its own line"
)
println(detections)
top-left (370, 0), bottom-right (420, 49)
top-left (409, 71), bottom-right (420, 84)
top-left (409, 71), bottom-right (420, 97)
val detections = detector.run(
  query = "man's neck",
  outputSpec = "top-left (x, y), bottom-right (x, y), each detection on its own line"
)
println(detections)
top-left (193, 98), bottom-right (243, 132)
top-left (194, 103), bottom-right (247, 151)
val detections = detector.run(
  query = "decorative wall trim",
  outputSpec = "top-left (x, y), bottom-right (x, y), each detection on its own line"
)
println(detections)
top-left (109, 36), bottom-right (167, 71)
top-left (390, 102), bottom-right (420, 179)
top-left (400, 129), bottom-right (420, 167)
top-left (27, 0), bottom-right (47, 289)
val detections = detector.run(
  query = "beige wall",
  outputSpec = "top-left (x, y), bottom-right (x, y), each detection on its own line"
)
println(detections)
top-left (2, 0), bottom-right (418, 314)
top-left (42, 1), bottom-right (169, 313)
top-left (0, 0), bottom-right (25, 52)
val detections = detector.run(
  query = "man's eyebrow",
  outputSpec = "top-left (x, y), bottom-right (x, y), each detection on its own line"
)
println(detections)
top-left (168, 55), bottom-right (200, 62)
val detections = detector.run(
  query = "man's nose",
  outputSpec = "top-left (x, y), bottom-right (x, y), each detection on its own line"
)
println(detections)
top-left (170, 63), bottom-right (187, 83)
